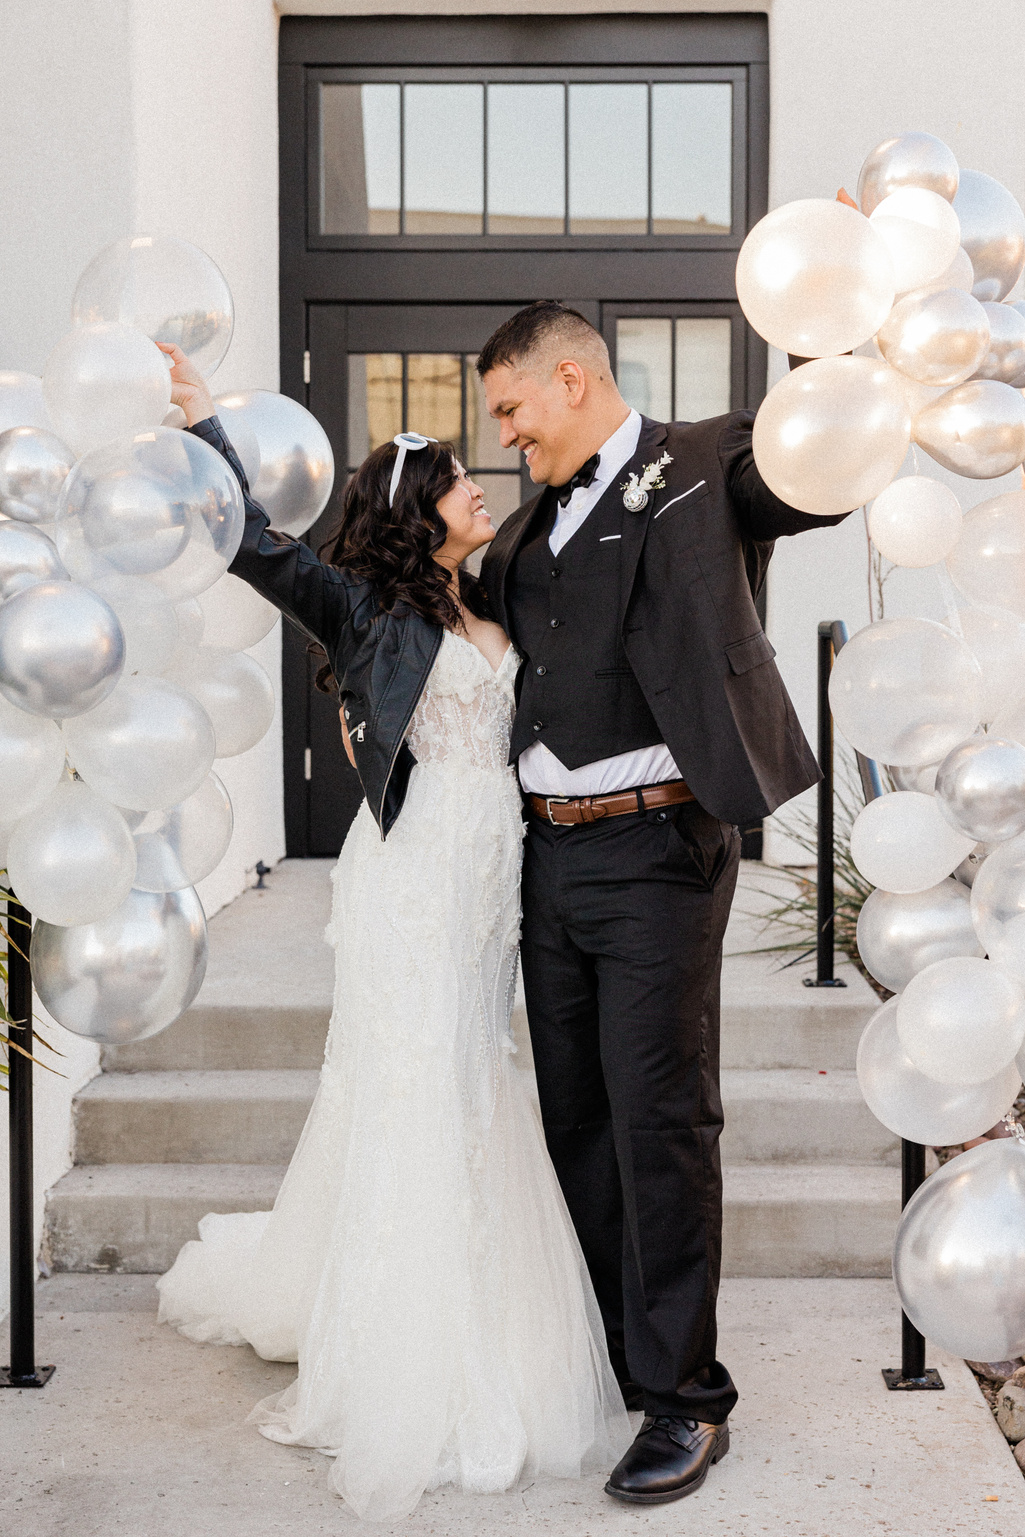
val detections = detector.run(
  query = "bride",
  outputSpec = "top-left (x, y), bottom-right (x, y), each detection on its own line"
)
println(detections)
top-left (154, 344), bottom-right (630, 1521)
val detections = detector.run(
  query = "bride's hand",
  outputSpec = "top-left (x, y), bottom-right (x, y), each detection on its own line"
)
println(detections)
top-left (156, 341), bottom-right (216, 428)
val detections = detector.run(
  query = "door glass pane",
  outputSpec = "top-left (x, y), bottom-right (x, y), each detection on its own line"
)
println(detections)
top-left (407, 354), bottom-right (463, 445)
top-left (404, 85), bottom-right (484, 235)
top-left (465, 357), bottom-right (522, 469)
top-left (652, 84), bottom-right (732, 235)
top-left (321, 84), bottom-right (400, 236)
top-left (675, 319), bottom-right (732, 420)
top-left (616, 319), bottom-right (672, 421)
top-left (348, 354), bottom-right (402, 462)
top-left (487, 85), bottom-right (565, 235)
top-left (568, 85), bottom-right (647, 235)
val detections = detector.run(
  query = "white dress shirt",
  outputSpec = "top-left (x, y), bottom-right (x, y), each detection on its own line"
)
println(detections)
top-left (517, 410), bottom-right (684, 797)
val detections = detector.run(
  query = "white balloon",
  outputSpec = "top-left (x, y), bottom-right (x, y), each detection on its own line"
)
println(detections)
top-left (6, 777), bottom-right (136, 926)
top-left (896, 955), bottom-right (1025, 1084)
top-left (0, 695), bottom-right (65, 822)
top-left (196, 572), bottom-right (277, 651)
top-left (856, 880), bottom-right (983, 993)
top-left (42, 323), bottom-right (171, 456)
top-left (971, 832), bottom-right (1025, 980)
top-left (829, 617), bottom-right (982, 767)
top-left (90, 575), bottom-right (179, 675)
top-left (947, 490), bottom-right (1025, 616)
top-left (850, 791), bottom-right (976, 894)
top-left (166, 646), bottom-right (275, 758)
top-left (125, 771), bottom-right (233, 892)
top-left (63, 676), bottom-right (216, 811)
top-left (867, 477), bottom-right (962, 567)
top-left (958, 605), bottom-right (1025, 724)
top-left (907, 246), bottom-right (975, 298)
top-left (869, 187), bottom-right (962, 294)
top-left (174, 598), bottom-right (205, 650)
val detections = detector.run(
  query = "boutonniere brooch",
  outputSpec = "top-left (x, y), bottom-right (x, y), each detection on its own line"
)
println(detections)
top-left (621, 452), bottom-right (673, 512)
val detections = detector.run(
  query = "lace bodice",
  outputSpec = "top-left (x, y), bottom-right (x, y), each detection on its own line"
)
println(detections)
top-left (407, 629), bottom-right (519, 773)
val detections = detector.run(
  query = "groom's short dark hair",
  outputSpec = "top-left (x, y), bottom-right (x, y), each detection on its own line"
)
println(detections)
top-left (476, 301), bottom-right (609, 379)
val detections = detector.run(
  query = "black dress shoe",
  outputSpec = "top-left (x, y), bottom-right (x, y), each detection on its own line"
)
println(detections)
top-left (618, 1379), bottom-right (644, 1412)
top-left (604, 1415), bottom-right (730, 1504)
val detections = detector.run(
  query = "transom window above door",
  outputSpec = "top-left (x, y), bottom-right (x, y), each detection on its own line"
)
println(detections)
top-left (316, 73), bottom-right (739, 241)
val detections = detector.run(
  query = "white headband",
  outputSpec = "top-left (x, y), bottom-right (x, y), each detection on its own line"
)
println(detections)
top-left (389, 432), bottom-right (438, 507)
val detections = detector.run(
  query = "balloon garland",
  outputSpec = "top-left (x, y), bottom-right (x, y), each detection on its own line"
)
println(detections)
top-left (738, 132), bottom-right (1025, 1363)
top-left (0, 235), bottom-right (334, 1048)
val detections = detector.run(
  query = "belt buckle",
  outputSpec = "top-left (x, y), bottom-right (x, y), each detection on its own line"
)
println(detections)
top-left (544, 796), bottom-right (571, 825)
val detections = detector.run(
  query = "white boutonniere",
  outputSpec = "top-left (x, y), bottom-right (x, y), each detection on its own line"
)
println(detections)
top-left (621, 452), bottom-right (673, 511)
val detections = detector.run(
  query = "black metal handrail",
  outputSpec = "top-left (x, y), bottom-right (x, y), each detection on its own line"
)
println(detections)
top-left (810, 620), bottom-right (942, 1393)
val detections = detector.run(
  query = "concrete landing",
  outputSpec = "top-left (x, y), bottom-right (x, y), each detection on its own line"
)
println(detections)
top-left (1, 1275), bottom-right (1021, 1536)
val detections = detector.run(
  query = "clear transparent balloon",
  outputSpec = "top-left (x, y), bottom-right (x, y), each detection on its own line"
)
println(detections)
top-left (856, 880), bottom-right (983, 994)
top-left (197, 572), bottom-right (277, 651)
top-left (63, 675), bottom-right (216, 812)
top-left (953, 170), bottom-right (1025, 303)
top-left (893, 1139), bottom-right (1025, 1360)
top-left (867, 477), bottom-right (962, 568)
top-left (876, 288), bottom-right (989, 388)
top-left (829, 617), bottom-right (982, 768)
top-left (0, 695), bottom-right (66, 823)
top-left (914, 379), bottom-right (1025, 478)
top-left (857, 132), bottom-right (959, 218)
top-left (850, 791), bottom-right (976, 894)
top-left (72, 235), bottom-right (234, 380)
top-left (896, 955), bottom-right (1025, 1085)
top-left (0, 427), bottom-right (74, 523)
top-left (0, 580), bottom-right (125, 719)
top-left (42, 323), bottom-right (170, 457)
top-left (214, 389), bottom-right (334, 539)
top-left (935, 735), bottom-right (1025, 844)
top-left (957, 605), bottom-right (1025, 724)
top-left (947, 491), bottom-right (1025, 616)
top-left (0, 523), bottom-right (67, 601)
top-left (971, 832), bottom-right (1025, 980)
top-left (31, 885), bottom-right (208, 1044)
top-left (165, 646), bottom-right (275, 758)
top-left (752, 357), bottom-right (910, 517)
top-left (735, 199), bottom-right (895, 358)
top-left (974, 302), bottom-right (1025, 385)
top-left (126, 771), bottom-right (234, 893)
top-left (56, 427), bottom-right (244, 598)
top-left (6, 777), bottom-right (136, 927)
top-left (857, 996), bottom-right (1018, 1145)
top-left (868, 187), bottom-right (962, 294)
top-left (91, 575), bottom-right (179, 674)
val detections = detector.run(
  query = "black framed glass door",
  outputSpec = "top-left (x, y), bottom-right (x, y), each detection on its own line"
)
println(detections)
top-left (279, 14), bottom-right (769, 858)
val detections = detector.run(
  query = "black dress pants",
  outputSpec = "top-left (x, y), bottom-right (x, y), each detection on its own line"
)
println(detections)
top-left (520, 798), bottom-right (741, 1425)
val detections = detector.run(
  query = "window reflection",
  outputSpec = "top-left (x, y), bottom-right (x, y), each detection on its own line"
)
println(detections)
top-left (616, 320), bottom-right (673, 421)
top-left (568, 84), bottom-right (648, 235)
top-left (652, 84), bottom-right (732, 234)
top-left (406, 353), bottom-right (463, 443)
top-left (675, 319), bottom-right (732, 420)
top-left (615, 317), bottom-right (732, 422)
top-left (487, 85), bottom-right (565, 234)
top-left (321, 84), bottom-right (400, 236)
top-left (404, 85), bottom-right (484, 235)
top-left (348, 354), bottom-right (402, 460)
top-left (465, 357), bottom-right (521, 469)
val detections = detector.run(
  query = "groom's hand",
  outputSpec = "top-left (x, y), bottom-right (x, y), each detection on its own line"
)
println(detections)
top-left (157, 341), bottom-right (216, 428)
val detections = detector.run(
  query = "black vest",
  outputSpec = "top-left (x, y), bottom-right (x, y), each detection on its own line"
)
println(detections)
top-left (507, 487), bottom-right (664, 767)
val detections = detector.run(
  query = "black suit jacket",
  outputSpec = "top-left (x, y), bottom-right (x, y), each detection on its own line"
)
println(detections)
top-left (480, 411), bottom-right (849, 826)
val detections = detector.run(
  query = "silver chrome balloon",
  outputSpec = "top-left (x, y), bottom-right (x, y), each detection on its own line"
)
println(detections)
top-left (858, 132), bottom-right (959, 218)
top-left (953, 170), bottom-right (1025, 302)
top-left (971, 832), bottom-right (1025, 980)
top-left (125, 771), bottom-right (233, 892)
top-left (876, 287), bottom-right (989, 387)
top-left (893, 1138), bottom-right (1025, 1361)
top-left (31, 884), bottom-right (208, 1045)
top-left (973, 302), bottom-right (1025, 386)
top-left (0, 426), bottom-right (74, 523)
top-left (935, 734), bottom-right (1025, 843)
top-left (914, 379), bottom-right (1025, 478)
top-left (856, 879), bottom-right (983, 994)
top-left (214, 389), bottom-right (334, 538)
top-left (857, 996), bottom-right (1018, 1146)
top-left (0, 579), bottom-right (124, 717)
top-left (0, 522), bottom-right (67, 601)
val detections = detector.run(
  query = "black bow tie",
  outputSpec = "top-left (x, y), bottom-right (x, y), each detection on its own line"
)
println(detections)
top-left (554, 453), bottom-right (600, 508)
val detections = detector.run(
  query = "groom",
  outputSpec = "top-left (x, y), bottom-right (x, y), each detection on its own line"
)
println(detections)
top-left (477, 302), bottom-right (848, 1504)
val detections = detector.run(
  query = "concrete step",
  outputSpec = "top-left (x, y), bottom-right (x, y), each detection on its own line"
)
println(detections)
top-left (43, 1160), bottom-right (901, 1278)
top-left (44, 1164), bottom-right (286, 1275)
top-left (101, 1005), bottom-right (330, 1073)
top-left (72, 1071), bottom-right (319, 1165)
top-left (719, 1070), bottom-right (899, 1165)
top-left (720, 1163), bottom-right (900, 1279)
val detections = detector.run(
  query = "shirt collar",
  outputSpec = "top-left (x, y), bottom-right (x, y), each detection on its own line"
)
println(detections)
top-left (592, 409), bottom-right (643, 488)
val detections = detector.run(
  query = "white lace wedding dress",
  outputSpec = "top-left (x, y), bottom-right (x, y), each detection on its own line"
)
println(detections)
top-left (157, 628), bottom-right (629, 1521)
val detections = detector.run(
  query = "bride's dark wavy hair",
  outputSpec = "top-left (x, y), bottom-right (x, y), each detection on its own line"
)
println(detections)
top-left (310, 438), bottom-right (489, 694)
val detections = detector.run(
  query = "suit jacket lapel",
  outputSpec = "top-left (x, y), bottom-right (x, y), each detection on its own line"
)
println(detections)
top-left (481, 488), bottom-right (548, 636)
top-left (616, 417), bottom-right (668, 618)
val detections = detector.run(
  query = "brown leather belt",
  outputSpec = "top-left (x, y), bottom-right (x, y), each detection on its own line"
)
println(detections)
top-left (527, 779), bottom-right (696, 826)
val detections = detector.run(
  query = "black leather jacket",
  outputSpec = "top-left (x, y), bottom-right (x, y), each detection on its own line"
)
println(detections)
top-left (188, 415), bottom-right (442, 839)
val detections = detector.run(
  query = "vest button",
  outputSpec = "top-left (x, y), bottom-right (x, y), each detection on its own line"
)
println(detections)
top-left (536, 665), bottom-right (547, 676)
top-left (551, 568), bottom-right (561, 578)
top-left (550, 618), bottom-right (561, 628)
top-left (532, 721), bottom-right (543, 732)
